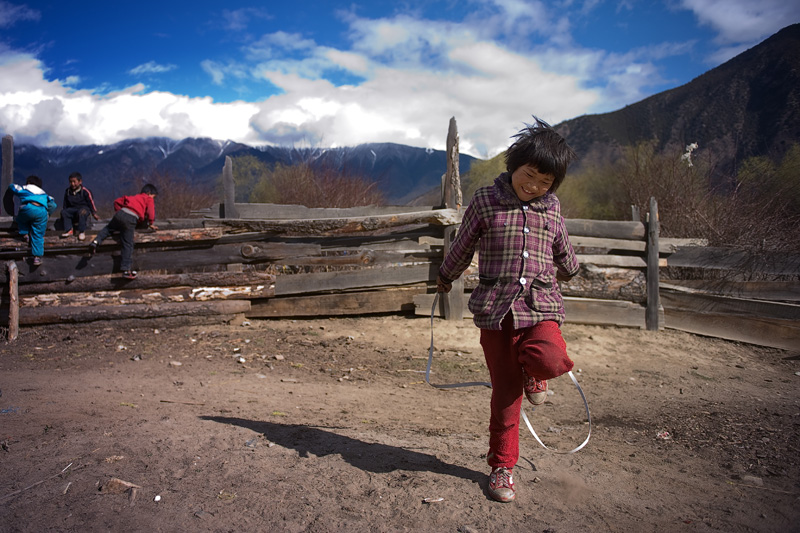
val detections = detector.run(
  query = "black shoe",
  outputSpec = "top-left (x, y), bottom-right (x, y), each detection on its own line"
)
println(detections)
top-left (88, 241), bottom-right (98, 256)
top-left (123, 270), bottom-right (138, 280)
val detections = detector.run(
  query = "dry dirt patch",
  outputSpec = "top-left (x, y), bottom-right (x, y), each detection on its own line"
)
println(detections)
top-left (1, 315), bottom-right (798, 532)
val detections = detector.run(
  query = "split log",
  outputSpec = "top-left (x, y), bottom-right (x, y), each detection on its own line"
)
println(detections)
top-left (206, 209), bottom-right (461, 235)
top-left (19, 300), bottom-right (251, 325)
top-left (660, 280), bottom-right (800, 302)
top-left (275, 264), bottom-right (436, 296)
top-left (414, 293), bottom-right (648, 328)
top-left (665, 246), bottom-right (800, 277)
top-left (197, 203), bottom-right (441, 220)
top-left (0, 227), bottom-right (223, 253)
top-left (248, 286), bottom-right (427, 317)
top-left (21, 283), bottom-right (274, 308)
top-left (17, 271), bottom-right (275, 295)
top-left (565, 219), bottom-right (645, 240)
top-left (663, 307), bottom-right (800, 352)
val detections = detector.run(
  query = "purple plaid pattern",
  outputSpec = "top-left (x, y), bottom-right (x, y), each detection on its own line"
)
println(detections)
top-left (439, 173), bottom-right (579, 330)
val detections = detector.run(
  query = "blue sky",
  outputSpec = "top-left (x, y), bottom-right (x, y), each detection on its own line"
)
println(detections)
top-left (1, 0), bottom-right (798, 158)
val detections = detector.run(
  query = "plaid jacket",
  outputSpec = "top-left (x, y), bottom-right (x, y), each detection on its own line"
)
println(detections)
top-left (439, 173), bottom-right (579, 330)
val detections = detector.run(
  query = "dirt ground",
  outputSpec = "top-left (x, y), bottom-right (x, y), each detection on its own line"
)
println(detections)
top-left (0, 313), bottom-right (798, 532)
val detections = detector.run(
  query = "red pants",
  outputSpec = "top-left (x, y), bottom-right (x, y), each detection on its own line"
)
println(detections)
top-left (480, 315), bottom-right (574, 469)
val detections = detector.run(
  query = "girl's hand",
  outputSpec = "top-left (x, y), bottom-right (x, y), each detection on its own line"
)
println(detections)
top-left (149, 224), bottom-right (158, 231)
top-left (436, 275), bottom-right (452, 293)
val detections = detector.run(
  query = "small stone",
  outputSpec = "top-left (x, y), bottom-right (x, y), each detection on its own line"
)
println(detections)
top-left (742, 475), bottom-right (763, 486)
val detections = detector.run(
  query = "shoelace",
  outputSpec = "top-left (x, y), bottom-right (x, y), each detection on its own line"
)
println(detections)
top-left (490, 467), bottom-right (513, 488)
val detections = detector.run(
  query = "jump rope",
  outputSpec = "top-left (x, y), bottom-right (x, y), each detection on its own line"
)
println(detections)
top-left (426, 293), bottom-right (591, 454)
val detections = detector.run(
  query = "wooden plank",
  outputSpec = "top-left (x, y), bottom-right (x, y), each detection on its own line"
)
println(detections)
top-left (275, 264), bottom-right (436, 295)
top-left (6, 260), bottom-right (18, 340)
top-left (413, 293), bottom-right (647, 328)
top-left (0, 227), bottom-right (223, 253)
top-left (646, 197), bottom-right (662, 330)
top-left (8, 242), bottom-right (320, 283)
top-left (666, 246), bottom-right (800, 276)
top-left (660, 280), bottom-right (800, 302)
top-left (565, 219), bottom-right (645, 240)
top-left (248, 286), bottom-right (427, 317)
top-left (577, 254), bottom-right (649, 268)
top-left (20, 283), bottom-right (274, 308)
top-left (19, 300), bottom-right (251, 325)
top-left (222, 156), bottom-right (239, 219)
top-left (205, 203), bottom-right (442, 220)
top-left (17, 271), bottom-right (275, 295)
top-left (570, 236), bottom-right (684, 255)
top-left (661, 290), bottom-right (800, 321)
top-left (664, 308), bottom-right (800, 352)
top-left (206, 209), bottom-right (461, 235)
top-left (565, 297), bottom-right (648, 328)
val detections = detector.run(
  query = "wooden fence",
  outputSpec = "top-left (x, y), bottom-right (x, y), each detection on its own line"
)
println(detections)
top-left (1, 124), bottom-right (798, 350)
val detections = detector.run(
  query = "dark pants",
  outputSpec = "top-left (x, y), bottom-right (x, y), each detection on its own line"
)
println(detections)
top-left (480, 315), bottom-right (574, 469)
top-left (61, 206), bottom-right (92, 233)
top-left (94, 210), bottom-right (138, 271)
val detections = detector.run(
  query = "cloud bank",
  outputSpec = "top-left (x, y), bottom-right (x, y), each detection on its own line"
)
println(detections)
top-left (0, 0), bottom-right (798, 157)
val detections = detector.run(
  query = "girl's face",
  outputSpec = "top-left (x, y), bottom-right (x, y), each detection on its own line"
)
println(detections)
top-left (510, 164), bottom-right (554, 202)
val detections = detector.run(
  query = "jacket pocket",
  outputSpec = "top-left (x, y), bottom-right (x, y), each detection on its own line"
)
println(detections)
top-left (468, 283), bottom-right (496, 315)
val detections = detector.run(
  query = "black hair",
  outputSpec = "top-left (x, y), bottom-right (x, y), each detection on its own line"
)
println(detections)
top-left (504, 116), bottom-right (577, 193)
top-left (140, 183), bottom-right (158, 196)
top-left (69, 171), bottom-right (82, 180)
top-left (25, 175), bottom-right (43, 188)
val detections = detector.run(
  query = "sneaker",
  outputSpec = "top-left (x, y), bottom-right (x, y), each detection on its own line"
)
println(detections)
top-left (523, 371), bottom-right (548, 406)
top-left (60, 228), bottom-right (73, 238)
top-left (88, 241), bottom-right (98, 256)
top-left (123, 270), bottom-right (138, 280)
top-left (32, 256), bottom-right (42, 266)
top-left (78, 232), bottom-right (86, 241)
top-left (488, 467), bottom-right (515, 503)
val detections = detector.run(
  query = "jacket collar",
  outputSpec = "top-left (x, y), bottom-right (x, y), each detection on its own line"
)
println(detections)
top-left (493, 172), bottom-right (555, 211)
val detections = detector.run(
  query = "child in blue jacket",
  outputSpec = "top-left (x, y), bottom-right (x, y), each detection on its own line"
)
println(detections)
top-left (3, 175), bottom-right (57, 265)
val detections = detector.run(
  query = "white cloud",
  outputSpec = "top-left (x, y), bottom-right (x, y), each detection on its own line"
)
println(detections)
top-left (680, 0), bottom-right (800, 45)
top-left (129, 61), bottom-right (177, 76)
top-left (8, 0), bottom-right (792, 160)
top-left (221, 7), bottom-right (272, 32)
top-left (0, 1), bottom-right (39, 28)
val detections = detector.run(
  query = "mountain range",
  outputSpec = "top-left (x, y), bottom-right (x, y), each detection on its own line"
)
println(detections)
top-left (4, 24), bottom-right (799, 207)
top-left (556, 23), bottom-right (800, 179)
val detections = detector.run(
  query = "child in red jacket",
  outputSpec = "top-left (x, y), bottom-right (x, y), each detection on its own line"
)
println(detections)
top-left (89, 184), bottom-right (158, 279)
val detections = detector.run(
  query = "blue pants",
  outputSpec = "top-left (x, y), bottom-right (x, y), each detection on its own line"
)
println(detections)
top-left (94, 210), bottom-right (138, 271)
top-left (16, 203), bottom-right (49, 258)
top-left (61, 206), bottom-right (93, 233)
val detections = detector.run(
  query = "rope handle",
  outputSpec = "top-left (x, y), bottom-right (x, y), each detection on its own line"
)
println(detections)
top-left (427, 293), bottom-right (591, 454)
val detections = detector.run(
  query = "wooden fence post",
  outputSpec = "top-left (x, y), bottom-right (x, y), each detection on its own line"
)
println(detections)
top-left (645, 197), bottom-right (663, 330)
top-left (221, 156), bottom-right (240, 219)
top-left (442, 117), bottom-right (463, 320)
top-left (1, 135), bottom-right (13, 213)
top-left (6, 261), bottom-right (19, 341)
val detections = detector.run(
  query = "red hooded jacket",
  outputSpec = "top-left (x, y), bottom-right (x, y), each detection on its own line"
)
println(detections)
top-left (113, 193), bottom-right (155, 225)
